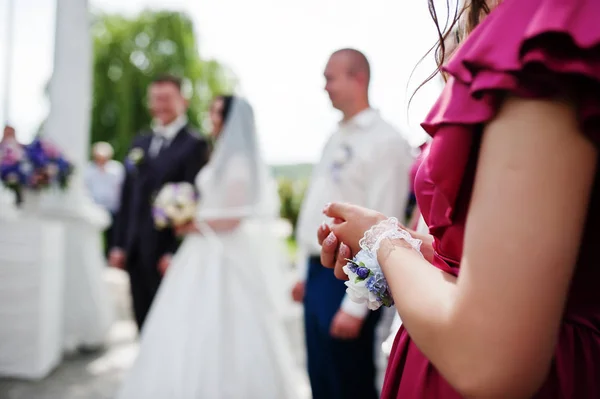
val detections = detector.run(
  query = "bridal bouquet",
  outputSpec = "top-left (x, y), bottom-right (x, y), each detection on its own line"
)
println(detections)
top-left (152, 182), bottom-right (198, 230)
top-left (0, 137), bottom-right (73, 192)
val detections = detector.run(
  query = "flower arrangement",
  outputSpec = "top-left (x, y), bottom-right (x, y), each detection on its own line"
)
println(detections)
top-left (152, 182), bottom-right (198, 230)
top-left (330, 143), bottom-right (353, 183)
top-left (342, 217), bottom-right (424, 311)
top-left (125, 147), bottom-right (145, 171)
top-left (343, 251), bottom-right (394, 310)
top-left (0, 137), bottom-right (73, 192)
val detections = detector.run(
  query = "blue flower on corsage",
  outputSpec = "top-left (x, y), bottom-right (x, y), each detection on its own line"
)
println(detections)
top-left (343, 250), bottom-right (394, 310)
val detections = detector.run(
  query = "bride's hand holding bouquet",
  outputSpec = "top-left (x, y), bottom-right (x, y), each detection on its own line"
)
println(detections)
top-left (152, 182), bottom-right (199, 235)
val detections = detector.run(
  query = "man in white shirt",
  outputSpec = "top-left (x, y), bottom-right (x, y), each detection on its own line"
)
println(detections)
top-left (84, 141), bottom-right (124, 258)
top-left (292, 48), bottom-right (413, 399)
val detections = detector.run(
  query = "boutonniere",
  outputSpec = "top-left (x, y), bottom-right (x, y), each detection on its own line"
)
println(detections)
top-left (330, 144), bottom-right (353, 183)
top-left (126, 147), bottom-right (145, 170)
top-left (332, 144), bottom-right (353, 165)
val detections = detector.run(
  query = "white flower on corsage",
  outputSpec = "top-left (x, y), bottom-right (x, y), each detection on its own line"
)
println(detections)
top-left (152, 182), bottom-right (198, 230)
top-left (343, 250), bottom-right (393, 310)
top-left (128, 147), bottom-right (145, 165)
top-left (343, 217), bottom-right (424, 311)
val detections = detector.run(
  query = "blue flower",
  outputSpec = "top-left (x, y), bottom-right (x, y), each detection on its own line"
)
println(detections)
top-left (365, 271), bottom-right (387, 294)
top-left (356, 267), bottom-right (370, 279)
top-left (25, 139), bottom-right (49, 168)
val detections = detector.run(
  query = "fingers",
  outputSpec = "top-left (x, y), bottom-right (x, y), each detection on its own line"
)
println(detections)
top-left (330, 318), bottom-right (353, 339)
top-left (320, 232), bottom-right (338, 268)
top-left (334, 243), bottom-right (351, 281)
top-left (329, 315), bottom-right (344, 339)
top-left (317, 222), bottom-right (331, 246)
top-left (323, 202), bottom-right (355, 221)
top-left (330, 325), bottom-right (346, 339)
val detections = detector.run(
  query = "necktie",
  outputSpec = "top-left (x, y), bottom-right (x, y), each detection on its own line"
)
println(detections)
top-left (150, 135), bottom-right (166, 158)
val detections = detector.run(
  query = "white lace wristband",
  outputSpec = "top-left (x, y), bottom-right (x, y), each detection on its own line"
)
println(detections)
top-left (359, 217), bottom-right (423, 259)
top-left (342, 217), bottom-right (423, 311)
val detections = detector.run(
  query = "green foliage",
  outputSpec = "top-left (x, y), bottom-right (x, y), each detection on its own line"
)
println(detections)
top-left (277, 177), bottom-right (307, 236)
top-left (271, 163), bottom-right (313, 180)
top-left (90, 10), bottom-right (236, 161)
top-left (285, 236), bottom-right (298, 260)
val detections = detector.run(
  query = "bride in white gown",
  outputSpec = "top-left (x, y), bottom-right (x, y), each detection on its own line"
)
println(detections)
top-left (117, 96), bottom-right (300, 399)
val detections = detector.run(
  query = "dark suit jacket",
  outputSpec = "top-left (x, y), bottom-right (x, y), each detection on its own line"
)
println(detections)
top-left (112, 125), bottom-right (210, 270)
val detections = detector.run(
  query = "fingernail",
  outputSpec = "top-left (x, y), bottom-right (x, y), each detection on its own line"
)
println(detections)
top-left (339, 243), bottom-right (350, 257)
top-left (320, 222), bottom-right (328, 231)
top-left (322, 203), bottom-right (331, 213)
top-left (324, 232), bottom-right (336, 245)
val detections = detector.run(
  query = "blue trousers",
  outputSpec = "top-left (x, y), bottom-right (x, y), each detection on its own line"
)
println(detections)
top-left (304, 257), bottom-right (381, 399)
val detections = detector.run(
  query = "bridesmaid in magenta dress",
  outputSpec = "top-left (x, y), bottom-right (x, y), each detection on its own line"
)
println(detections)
top-left (317, 0), bottom-right (600, 397)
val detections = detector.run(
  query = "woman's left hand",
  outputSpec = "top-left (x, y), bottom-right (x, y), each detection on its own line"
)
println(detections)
top-left (322, 202), bottom-right (386, 256)
top-left (318, 223), bottom-right (353, 280)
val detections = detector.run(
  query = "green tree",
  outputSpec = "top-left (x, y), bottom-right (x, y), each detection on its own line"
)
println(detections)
top-left (277, 177), bottom-right (308, 237)
top-left (90, 10), bottom-right (236, 161)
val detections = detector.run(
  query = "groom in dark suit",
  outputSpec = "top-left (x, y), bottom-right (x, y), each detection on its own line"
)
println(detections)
top-left (109, 74), bottom-right (210, 330)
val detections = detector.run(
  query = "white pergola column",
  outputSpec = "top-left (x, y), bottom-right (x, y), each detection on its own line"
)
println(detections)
top-left (2, 0), bottom-right (15, 123)
top-left (43, 0), bottom-right (113, 352)
top-left (46, 0), bottom-right (92, 182)
top-left (0, 0), bottom-right (18, 214)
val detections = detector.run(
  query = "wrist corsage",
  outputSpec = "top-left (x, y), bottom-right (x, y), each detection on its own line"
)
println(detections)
top-left (343, 217), bottom-right (423, 310)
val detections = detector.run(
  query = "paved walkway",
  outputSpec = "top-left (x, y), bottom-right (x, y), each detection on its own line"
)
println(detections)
top-left (0, 269), bottom-right (311, 399)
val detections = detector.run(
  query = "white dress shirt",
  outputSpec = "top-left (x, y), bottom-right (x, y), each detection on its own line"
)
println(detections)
top-left (296, 108), bottom-right (413, 318)
top-left (84, 160), bottom-right (125, 214)
top-left (149, 115), bottom-right (188, 157)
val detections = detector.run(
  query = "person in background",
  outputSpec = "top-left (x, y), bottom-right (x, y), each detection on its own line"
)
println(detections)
top-left (116, 96), bottom-right (300, 399)
top-left (1, 125), bottom-right (17, 145)
top-left (1, 125), bottom-right (24, 204)
top-left (109, 74), bottom-right (210, 331)
top-left (84, 141), bottom-right (125, 258)
top-left (292, 48), bottom-right (413, 399)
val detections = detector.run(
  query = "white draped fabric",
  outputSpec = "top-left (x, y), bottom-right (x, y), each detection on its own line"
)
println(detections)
top-left (0, 189), bottom-right (113, 380)
top-left (0, 218), bottom-right (65, 379)
top-left (0, 183), bottom-right (18, 220)
top-left (60, 220), bottom-right (114, 351)
top-left (25, 190), bottom-right (114, 352)
top-left (117, 98), bottom-right (301, 398)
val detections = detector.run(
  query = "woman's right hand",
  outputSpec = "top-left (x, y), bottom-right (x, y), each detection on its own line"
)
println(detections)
top-left (174, 220), bottom-right (199, 236)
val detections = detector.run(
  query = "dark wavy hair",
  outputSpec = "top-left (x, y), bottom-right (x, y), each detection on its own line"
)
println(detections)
top-left (216, 95), bottom-right (235, 124)
top-left (409, 0), bottom-right (493, 105)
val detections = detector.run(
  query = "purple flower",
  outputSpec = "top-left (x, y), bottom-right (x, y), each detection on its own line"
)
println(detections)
top-left (152, 206), bottom-right (167, 218)
top-left (40, 139), bottom-right (61, 159)
top-left (356, 267), bottom-right (370, 279)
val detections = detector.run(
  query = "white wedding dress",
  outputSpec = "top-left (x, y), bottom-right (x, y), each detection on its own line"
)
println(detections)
top-left (117, 98), bottom-right (300, 399)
